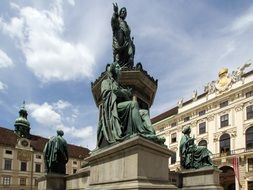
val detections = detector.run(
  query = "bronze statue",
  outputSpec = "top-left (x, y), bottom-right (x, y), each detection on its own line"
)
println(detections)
top-left (96, 63), bottom-right (164, 148)
top-left (111, 3), bottom-right (135, 68)
top-left (180, 126), bottom-right (213, 169)
top-left (43, 130), bottom-right (68, 174)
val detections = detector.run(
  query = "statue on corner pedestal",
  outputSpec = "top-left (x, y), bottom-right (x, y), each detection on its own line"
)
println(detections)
top-left (96, 63), bottom-right (165, 148)
top-left (180, 126), bottom-right (214, 169)
top-left (111, 3), bottom-right (135, 68)
top-left (43, 130), bottom-right (68, 174)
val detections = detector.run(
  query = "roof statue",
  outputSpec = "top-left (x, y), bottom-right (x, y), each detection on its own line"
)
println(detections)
top-left (192, 90), bottom-right (197, 101)
top-left (111, 3), bottom-right (135, 68)
top-left (43, 130), bottom-right (69, 174)
top-left (177, 98), bottom-right (183, 108)
top-left (96, 63), bottom-right (164, 148)
top-left (231, 60), bottom-right (251, 83)
top-left (180, 126), bottom-right (214, 169)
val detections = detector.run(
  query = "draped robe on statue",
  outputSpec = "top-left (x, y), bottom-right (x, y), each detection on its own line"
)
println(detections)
top-left (43, 134), bottom-right (68, 174)
top-left (180, 129), bottom-right (213, 169)
top-left (97, 74), bottom-right (163, 148)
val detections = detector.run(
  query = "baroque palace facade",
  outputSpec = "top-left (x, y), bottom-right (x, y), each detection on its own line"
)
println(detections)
top-left (0, 104), bottom-right (89, 190)
top-left (152, 64), bottom-right (253, 190)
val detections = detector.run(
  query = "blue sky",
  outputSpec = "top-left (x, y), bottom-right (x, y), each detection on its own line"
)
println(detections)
top-left (0, 0), bottom-right (253, 149)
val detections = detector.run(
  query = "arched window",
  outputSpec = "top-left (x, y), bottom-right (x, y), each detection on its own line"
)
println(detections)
top-left (171, 152), bottom-right (176, 165)
top-left (246, 127), bottom-right (253, 150)
top-left (198, 140), bottom-right (207, 147)
top-left (220, 133), bottom-right (230, 155)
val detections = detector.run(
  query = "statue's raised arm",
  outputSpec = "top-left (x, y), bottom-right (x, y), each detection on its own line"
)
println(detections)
top-left (111, 3), bottom-right (135, 68)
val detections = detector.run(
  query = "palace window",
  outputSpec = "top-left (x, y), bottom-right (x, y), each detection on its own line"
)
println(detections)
top-left (73, 169), bottom-right (77, 174)
top-left (220, 133), bottom-right (230, 155)
top-left (35, 163), bottom-right (41, 173)
top-left (246, 90), bottom-right (253, 98)
top-left (171, 133), bottom-right (177, 143)
top-left (3, 176), bottom-right (11, 186)
top-left (171, 122), bottom-right (177, 128)
top-left (198, 140), bottom-right (207, 147)
top-left (20, 162), bottom-right (27, 171)
top-left (171, 153), bottom-right (176, 164)
top-left (220, 100), bottom-right (228, 108)
top-left (249, 181), bottom-right (253, 190)
top-left (159, 127), bottom-right (165, 132)
top-left (20, 178), bottom-right (26, 186)
top-left (5, 150), bottom-right (12, 155)
top-left (248, 158), bottom-right (253, 172)
top-left (199, 122), bottom-right (206, 134)
top-left (247, 105), bottom-right (253, 120)
top-left (246, 127), bottom-right (253, 150)
top-left (184, 116), bottom-right (190, 122)
top-left (73, 161), bottom-right (77, 165)
top-left (220, 114), bottom-right (229, 127)
top-left (35, 154), bottom-right (41, 159)
top-left (199, 110), bottom-right (206, 116)
top-left (4, 159), bottom-right (12, 170)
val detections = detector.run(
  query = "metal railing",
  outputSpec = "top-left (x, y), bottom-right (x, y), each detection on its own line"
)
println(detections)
top-left (212, 147), bottom-right (253, 159)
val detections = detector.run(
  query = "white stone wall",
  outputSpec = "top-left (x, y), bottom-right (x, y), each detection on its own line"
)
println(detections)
top-left (153, 69), bottom-right (253, 189)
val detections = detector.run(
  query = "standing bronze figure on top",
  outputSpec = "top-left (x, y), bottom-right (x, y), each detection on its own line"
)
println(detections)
top-left (111, 3), bottom-right (135, 68)
top-left (92, 4), bottom-right (160, 149)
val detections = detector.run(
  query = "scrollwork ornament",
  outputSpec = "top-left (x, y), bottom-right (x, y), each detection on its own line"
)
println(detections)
top-left (207, 114), bottom-right (215, 121)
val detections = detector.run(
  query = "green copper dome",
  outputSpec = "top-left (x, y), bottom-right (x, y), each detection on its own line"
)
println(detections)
top-left (14, 101), bottom-right (31, 139)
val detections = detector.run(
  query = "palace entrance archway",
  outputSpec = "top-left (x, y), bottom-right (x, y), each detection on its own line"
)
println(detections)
top-left (219, 166), bottom-right (235, 190)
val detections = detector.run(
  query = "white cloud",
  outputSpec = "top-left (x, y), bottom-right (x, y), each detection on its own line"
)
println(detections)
top-left (0, 81), bottom-right (8, 91)
top-left (10, 2), bottom-right (20, 10)
top-left (0, 1), bottom-right (95, 82)
top-left (0, 49), bottom-right (13, 68)
top-left (231, 6), bottom-right (253, 33)
top-left (27, 101), bottom-right (93, 140)
top-left (67, 0), bottom-right (75, 6)
top-left (61, 125), bottom-right (93, 139)
top-left (53, 100), bottom-right (71, 111)
top-left (28, 102), bottom-right (62, 126)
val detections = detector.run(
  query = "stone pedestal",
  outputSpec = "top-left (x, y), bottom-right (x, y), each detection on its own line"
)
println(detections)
top-left (38, 173), bottom-right (66, 190)
top-left (85, 135), bottom-right (177, 190)
top-left (66, 167), bottom-right (90, 190)
top-left (181, 167), bottom-right (223, 190)
top-left (91, 67), bottom-right (157, 109)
